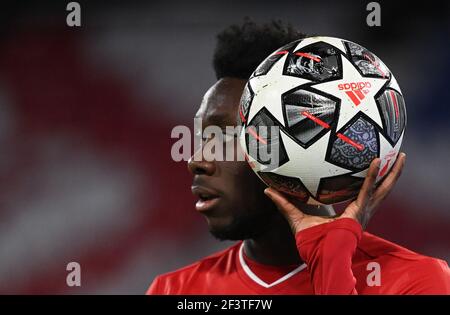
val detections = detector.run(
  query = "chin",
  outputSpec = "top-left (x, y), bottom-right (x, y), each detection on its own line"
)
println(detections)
top-left (208, 227), bottom-right (247, 241)
top-left (205, 215), bottom-right (233, 230)
top-left (206, 214), bottom-right (267, 241)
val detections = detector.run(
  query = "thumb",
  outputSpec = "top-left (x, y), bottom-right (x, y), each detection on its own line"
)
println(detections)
top-left (264, 188), bottom-right (306, 227)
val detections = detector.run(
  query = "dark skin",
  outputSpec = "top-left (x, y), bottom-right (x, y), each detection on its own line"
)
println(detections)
top-left (188, 77), bottom-right (406, 266)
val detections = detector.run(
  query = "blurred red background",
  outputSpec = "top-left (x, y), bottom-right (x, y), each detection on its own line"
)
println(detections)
top-left (0, 0), bottom-right (448, 293)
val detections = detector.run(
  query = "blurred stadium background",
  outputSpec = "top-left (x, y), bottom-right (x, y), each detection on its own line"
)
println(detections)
top-left (0, 0), bottom-right (448, 294)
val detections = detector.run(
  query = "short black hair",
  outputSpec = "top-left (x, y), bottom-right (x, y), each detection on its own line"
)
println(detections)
top-left (213, 18), bottom-right (307, 80)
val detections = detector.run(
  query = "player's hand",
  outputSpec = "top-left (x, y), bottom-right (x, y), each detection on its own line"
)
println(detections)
top-left (264, 152), bottom-right (406, 233)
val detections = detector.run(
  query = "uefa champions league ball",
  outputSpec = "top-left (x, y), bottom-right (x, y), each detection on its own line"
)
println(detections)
top-left (238, 36), bottom-right (406, 205)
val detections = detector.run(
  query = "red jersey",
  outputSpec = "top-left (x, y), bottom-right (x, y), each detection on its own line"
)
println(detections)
top-left (147, 218), bottom-right (450, 295)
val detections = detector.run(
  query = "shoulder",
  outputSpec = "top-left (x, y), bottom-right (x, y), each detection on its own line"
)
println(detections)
top-left (355, 232), bottom-right (450, 294)
top-left (399, 255), bottom-right (450, 294)
top-left (146, 242), bottom-right (241, 295)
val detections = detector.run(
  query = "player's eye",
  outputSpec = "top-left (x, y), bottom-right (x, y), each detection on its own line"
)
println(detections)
top-left (196, 128), bottom-right (238, 145)
top-left (195, 129), bottom-right (213, 143)
top-left (203, 132), bottom-right (215, 142)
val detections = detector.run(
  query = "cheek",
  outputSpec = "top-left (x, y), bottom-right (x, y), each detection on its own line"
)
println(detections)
top-left (222, 137), bottom-right (246, 170)
top-left (230, 141), bottom-right (265, 189)
top-left (225, 163), bottom-right (266, 203)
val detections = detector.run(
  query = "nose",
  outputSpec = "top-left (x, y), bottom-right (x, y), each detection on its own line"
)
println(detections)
top-left (187, 147), bottom-right (216, 176)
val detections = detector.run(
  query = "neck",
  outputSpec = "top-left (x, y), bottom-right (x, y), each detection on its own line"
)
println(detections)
top-left (243, 205), bottom-right (335, 266)
top-left (243, 213), bottom-right (301, 266)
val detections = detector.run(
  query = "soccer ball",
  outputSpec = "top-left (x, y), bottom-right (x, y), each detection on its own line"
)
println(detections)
top-left (238, 36), bottom-right (406, 205)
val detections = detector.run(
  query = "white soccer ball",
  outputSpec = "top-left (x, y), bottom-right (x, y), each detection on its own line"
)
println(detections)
top-left (238, 36), bottom-right (406, 205)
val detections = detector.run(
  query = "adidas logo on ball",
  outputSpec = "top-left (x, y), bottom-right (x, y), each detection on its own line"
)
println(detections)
top-left (338, 81), bottom-right (372, 106)
top-left (338, 81), bottom-right (372, 91)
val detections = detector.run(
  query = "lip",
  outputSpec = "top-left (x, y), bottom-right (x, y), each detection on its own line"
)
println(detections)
top-left (195, 198), bottom-right (221, 213)
top-left (191, 185), bottom-right (221, 213)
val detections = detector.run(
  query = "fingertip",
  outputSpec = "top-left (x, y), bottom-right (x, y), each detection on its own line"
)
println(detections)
top-left (265, 187), bottom-right (283, 201)
top-left (370, 158), bottom-right (381, 170)
top-left (374, 158), bottom-right (381, 168)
